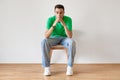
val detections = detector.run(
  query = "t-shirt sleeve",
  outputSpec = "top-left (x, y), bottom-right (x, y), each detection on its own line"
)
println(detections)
top-left (46, 17), bottom-right (53, 30)
top-left (66, 17), bottom-right (72, 31)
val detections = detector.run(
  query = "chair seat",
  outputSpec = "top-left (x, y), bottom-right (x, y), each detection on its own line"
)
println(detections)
top-left (51, 45), bottom-right (66, 49)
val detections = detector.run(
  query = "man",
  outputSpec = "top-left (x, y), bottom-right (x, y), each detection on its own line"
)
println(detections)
top-left (41, 4), bottom-right (76, 76)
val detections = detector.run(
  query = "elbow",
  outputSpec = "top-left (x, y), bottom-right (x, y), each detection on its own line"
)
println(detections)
top-left (69, 33), bottom-right (72, 38)
top-left (44, 34), bottom-right (49, 38)
top-left (69, 36), bottom-right (72, 38)
top-left (45, 36), bottom-right (49, 38)
top-left (68, 34), bottom-right (72, 38)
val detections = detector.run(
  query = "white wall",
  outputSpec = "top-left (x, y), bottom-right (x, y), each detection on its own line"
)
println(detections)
top-left (0, 0), bottom-right (120, 63)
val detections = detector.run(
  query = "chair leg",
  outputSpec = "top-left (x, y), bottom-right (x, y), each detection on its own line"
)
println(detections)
top-left (66, 49), bottom-right (68, 60)
top-left (50, 49), bottom-right (52, 60)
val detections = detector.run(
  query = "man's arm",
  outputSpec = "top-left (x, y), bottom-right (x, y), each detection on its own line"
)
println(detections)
top-left (60, 19), bottom-right (72, 38)
top-left (45, 19), bottom-right (59, 38)
top-left (45, 27), bottom-right (54, 38)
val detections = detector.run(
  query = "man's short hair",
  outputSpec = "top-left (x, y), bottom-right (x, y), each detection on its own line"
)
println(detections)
top-left (54, 4), bottom-right (64, 11)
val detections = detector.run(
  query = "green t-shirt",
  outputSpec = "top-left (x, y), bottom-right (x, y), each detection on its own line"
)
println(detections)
top-left (46, 15), bottom-right (72, 38)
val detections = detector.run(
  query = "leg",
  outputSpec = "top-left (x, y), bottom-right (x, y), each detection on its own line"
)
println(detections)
top-left (41, 38), bottom-right (61, 67)
top-left (60, 38), bottom-right (76, 67)
top-left (60, 38), bottom-right (76, 75)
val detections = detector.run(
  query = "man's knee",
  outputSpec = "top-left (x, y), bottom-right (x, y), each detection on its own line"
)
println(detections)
top-left (41, 38), bottom-right (49, 45)
top-left (67, 38), bottom-right (76, 46)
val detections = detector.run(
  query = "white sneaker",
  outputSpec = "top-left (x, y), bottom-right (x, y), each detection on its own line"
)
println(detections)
top-left (44, 67), bottom-right (51, 76)
top-left (66, 66), bottom-right (73, 76)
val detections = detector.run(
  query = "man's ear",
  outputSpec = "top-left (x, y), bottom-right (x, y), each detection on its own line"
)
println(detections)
top-left (63, 10), bottom-right (65, 14)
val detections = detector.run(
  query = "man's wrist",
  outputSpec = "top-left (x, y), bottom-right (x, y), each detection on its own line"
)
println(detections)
top-left (52, 26), bottom-right (55, 29)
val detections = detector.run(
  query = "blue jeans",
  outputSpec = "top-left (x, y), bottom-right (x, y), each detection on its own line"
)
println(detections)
top-left (41, 37), bottom-right (76, 67)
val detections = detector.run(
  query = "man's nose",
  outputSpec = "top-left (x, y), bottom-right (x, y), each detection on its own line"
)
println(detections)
top-left (58, 14), bottom-right (60, 16)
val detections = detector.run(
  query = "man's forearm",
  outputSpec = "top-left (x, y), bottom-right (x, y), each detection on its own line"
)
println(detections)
top-left (64, 26), bottom-right (72, 38)
top-left (60, 20), bottom-right (72, 38)
top-left (45, 20), bottom-right (58, 38)
top-left (45, 27), bottom-right (54, 38)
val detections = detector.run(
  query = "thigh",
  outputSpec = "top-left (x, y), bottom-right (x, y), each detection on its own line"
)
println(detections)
top-left (42, 38), bottom-right (62, 46)
top-left (60, 38), bottom-right (76, 47)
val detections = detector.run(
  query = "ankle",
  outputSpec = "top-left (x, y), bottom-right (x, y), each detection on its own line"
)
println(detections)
top-left (66, 66), bottom-right (73, 76)
top-left (67, 66), bottom-right (72, 68)
top-left (45, 67), bottom-right (50, 70)
top-left (44, 67), bottom-right (51, 76)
